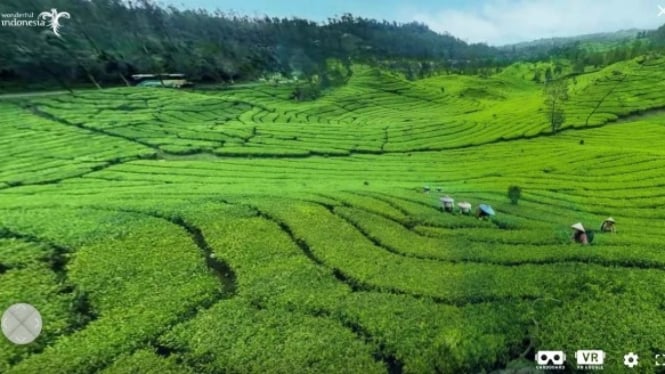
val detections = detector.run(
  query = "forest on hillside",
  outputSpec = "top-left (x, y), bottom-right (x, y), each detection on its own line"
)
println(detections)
top-left (1, 0), bottom-right (665, 90)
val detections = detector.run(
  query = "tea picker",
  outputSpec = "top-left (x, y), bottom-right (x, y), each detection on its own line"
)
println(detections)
top-left (477, 204), bottom-right (495, 219)
top-left (600, 217), bottom-right (616, 233)
top-left (458, 201), bottom-right (472, 215)
top-left (440, 196), bottom-right (454, 212)
top-left (571, 222), bottom-right (593, 244)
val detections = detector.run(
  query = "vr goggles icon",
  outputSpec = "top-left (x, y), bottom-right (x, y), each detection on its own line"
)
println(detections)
top-left (536, 350), bottom-right (566, 366)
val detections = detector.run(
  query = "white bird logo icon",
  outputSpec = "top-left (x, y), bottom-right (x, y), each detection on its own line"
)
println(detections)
top-left (38, 8), bottom-right (70, 37)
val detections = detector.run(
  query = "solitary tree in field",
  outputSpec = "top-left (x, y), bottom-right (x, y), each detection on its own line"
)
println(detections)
top-left (544, 79), bottom-right (569, 134)
top-left (508, 185), bottom-right (522, 205)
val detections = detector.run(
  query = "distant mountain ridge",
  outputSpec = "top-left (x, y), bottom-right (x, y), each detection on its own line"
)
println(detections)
top-left (499, 29), bottom-right (645, 50)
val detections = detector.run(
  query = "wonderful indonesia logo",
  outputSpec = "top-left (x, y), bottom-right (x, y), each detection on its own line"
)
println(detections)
top-left (1, 8), bottom-right (70, 37)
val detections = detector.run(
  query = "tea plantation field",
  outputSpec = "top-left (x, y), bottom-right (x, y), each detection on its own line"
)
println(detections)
top-left (2, 57), bottom-right (665, 373)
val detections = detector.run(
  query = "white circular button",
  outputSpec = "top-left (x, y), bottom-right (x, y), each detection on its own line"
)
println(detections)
top-left (2, 303), bottom-right (42, 345)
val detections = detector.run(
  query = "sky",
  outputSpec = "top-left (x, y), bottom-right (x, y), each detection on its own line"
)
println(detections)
top-left (162, 0), bottom-right (665, 45)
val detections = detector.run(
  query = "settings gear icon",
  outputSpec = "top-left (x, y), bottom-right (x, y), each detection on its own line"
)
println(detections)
top-left (624, 352), bottom-right (639, 368)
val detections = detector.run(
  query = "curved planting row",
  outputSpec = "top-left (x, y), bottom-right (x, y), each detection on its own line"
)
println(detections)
top-left (12, 56), bottom-right (664, 160)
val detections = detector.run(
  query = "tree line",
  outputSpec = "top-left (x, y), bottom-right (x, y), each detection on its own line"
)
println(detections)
top-left (1, 0), bottom-right (664, 92)
top-left (0, 0), bottom-right (510, 91)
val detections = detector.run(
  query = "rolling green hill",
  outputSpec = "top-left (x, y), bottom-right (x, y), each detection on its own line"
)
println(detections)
top-left (500, 29), bottom-right (643, 51)
top-left (2, 55), bottom-right (665, 373)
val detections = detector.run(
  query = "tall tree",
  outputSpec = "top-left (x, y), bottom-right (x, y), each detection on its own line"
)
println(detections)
top-left (544, 79), bottom-right (568, 134)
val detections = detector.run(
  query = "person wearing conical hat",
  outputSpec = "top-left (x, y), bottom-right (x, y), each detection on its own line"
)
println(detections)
top-left (571, 222), bottom-right (588, 244)
top-left (458, 201), bottom-right (472, 215)
top-left (440, 196), bottom-right (454, 213)
top-left (476, 204), bottom-right (495, 220)
top-left (600, 217), bottom-right (616, 233)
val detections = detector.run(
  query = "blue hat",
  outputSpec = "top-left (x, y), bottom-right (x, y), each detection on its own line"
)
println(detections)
top-left (479, 204), bottom-right (495, 215)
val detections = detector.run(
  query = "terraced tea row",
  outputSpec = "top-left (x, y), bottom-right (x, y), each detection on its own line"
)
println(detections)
top-left (12, 56), bottom-right (664, 163)
top-left (4, 174), bottom-right (665, 372)
top-left (3, 57), bottom-right (665, 372)
top-left (0, 103), bottom-right (154, 187)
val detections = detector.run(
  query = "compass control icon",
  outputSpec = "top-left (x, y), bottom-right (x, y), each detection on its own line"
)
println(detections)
top-left (1, 304), bottom-right (42, 345)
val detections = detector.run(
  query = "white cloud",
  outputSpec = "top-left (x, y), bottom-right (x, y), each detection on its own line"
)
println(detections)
top-left (412, 0), bottom-right (664, 45)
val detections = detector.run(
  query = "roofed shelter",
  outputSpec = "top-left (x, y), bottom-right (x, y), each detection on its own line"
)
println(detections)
top-left (131, 73), bottom-right (193, 88)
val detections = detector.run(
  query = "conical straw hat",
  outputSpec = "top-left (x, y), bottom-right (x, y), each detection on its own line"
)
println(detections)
top-left (571, 222), bottom-right (585, 232)
top-left (458, 202), bottom-right (471, 209)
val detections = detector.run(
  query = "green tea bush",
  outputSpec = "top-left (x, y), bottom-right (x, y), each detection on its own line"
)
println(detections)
top-left (3, 57), bottom-right (665, 372)
top-left (508, 185), bottom-right (522, 205)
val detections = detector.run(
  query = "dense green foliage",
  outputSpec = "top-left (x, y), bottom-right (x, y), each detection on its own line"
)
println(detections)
top-left (2, 0), bottom-right (664, 92)
top-left (0, 0), bottom-right (504, 90)
top-left (2, 39), bottom-right (665, 373)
